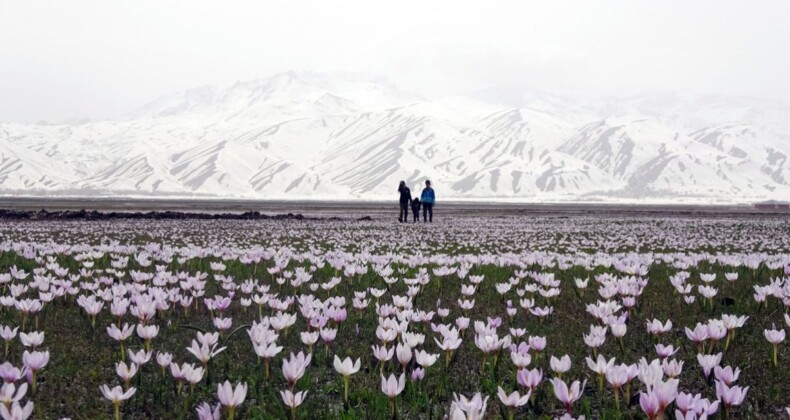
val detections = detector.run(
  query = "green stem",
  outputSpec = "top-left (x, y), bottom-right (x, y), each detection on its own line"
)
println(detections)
top-left (343, 376), bottom-right (349, 405)
top-left (391, 397), bottom-right (398, 420)
top-left (625, 383), bottom-right (631, 404)
top-left (773, 344), bottom-right (778, 367)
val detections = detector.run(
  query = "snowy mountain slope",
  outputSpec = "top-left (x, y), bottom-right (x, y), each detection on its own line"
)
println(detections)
top-left (1, 71), bottom-right (789, 203)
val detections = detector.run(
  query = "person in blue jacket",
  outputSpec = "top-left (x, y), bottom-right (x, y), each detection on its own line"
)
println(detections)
top-left (420, 179), bottom-right (435, 222)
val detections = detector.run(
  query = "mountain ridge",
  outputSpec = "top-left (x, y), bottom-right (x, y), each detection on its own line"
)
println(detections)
top-left (1, 71), bottom-right (789, 203)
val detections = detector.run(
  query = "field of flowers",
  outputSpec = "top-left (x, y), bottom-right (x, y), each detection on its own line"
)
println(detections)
top-left (0, 214), bottom-right (788, 419)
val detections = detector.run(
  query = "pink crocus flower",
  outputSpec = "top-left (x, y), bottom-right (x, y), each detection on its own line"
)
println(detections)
top-left (18, 332), bottom-right (44, 349)
top-left (371, 345), bottom-right (394, 371)
top-left (217, 381), bottom-right (247, 420)
top-left (100, 384), bottom-right (136, 420)
top-left (0, 401), bottom-right (34, 420)
top-left (605, 364), bottom-right (632, 411)
top-left (0, 326), bottom-right (19, 357)
top-left (585, 354), bottom-right (614, 392)
top-left (333, 356), bottom-right (361, 404)
top-left (381, 373), bottom-right (405, 398)
top-left (282, 352), bottom-right (311, 390)
top-left (685, 324), bottom-right (709, 351)
top-left (280, 389), bottom-right (307, 420)
top-left (517, 367), bottom-right (543, 395)
top-left (184, 365), bottom-right (205, 390)
top-left (651, 378), bottom-right (679, 412)
top-left (415, 350), bottom-right (438, 368)
top-left (320, 328), bottom-right (337, 345)
top-left (381, 373), bottom-right (406, 417)
top-left (497, 387), bottom-right (530, 420)
top-left (411, 367), bottom-right (425, 381)
top-left (128, 349), bottom-right (152, 366)
top-left (713, 365), bottom-right (741, 386)
top-left (655, 344), bottom-right (678, 359)
top-left (639, 391), bottom-right (661, 420)
top-left (510, 346), bottom-right (532, 371)
top-left (550, 378), bottom-right (586, 414)
top-left (0, 362), bottom-right (24, 383)
top-left (661, 359), bottom-right (684, 378)
top-left (253, 342), bottom-right (283, 380)
top-left (696, 352), bottom-right (722, 379)
top-left (21, 350), bottom-right (48, 394)
top-left (136, 324), bottom-right (159, 352)
top-left (550, 355), bottom-right (571, 377)
top-left (0, 382), bottom-right (27, 406)
top-left (716, 380), bottom-right (749, 407)
top-left (395, 343), bottom-right (412, 369)
top-left (528, 336), bottom-right (546, 352)
top-left (449, 392), bottom-right (488, 420)
top-left (107, 324), bottom-right (134, 359)
top-left (115, 361), bottom-right (138, 390)
top-left (764, 324), bottom-right (786, 367)
top-left (195, 402), bottom-right (221, 420)
top-left (156, 352), bottom-right (172, 378)
top-left (185, 339), bottom-right (226, 373)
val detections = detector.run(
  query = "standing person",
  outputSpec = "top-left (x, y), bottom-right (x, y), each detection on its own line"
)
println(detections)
top-left (410, 197), bottom-right (421, 223)
top-left (397, 181), bottom-right (411, 223)
top-left (420, 179), bottom-right (435, 222)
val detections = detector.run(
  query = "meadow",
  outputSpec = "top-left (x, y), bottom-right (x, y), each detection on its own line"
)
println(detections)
top-left (0, 214), bottom-right (788, 419)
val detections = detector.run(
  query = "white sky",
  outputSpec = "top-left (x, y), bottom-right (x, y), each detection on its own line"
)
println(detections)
top-left (1, 0), bottom-right (788, 122)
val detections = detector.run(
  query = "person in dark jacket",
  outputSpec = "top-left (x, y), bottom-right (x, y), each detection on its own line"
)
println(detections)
top-left (397, 181), bottom-right (411, 223)
top-left (410, 197), bottom-right (421, 223)
top-left (420, 179), bottom-right (435, 222)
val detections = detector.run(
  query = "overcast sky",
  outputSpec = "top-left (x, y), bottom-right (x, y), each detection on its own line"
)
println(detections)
top-left (1, 0), bottom-right (788, 123)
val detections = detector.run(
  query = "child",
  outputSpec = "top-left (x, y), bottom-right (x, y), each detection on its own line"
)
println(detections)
top-left (411, 197), bottom-right (421, 223)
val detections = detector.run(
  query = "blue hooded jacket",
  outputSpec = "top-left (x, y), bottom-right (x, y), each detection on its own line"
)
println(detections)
top-left (420, 187), bottom-right (435, 204)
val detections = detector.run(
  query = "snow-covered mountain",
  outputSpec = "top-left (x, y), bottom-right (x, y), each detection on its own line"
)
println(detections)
top-left (1, 71), bottom-right (789, 203)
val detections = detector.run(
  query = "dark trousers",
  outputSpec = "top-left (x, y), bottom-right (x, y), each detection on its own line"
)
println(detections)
top-left (422, 203), bottom-right (433, 222)
top-left (412, 210), bottom-right (419, 222)
top-left (399, 201), bottom-right (409, 222)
